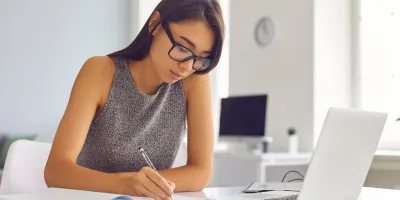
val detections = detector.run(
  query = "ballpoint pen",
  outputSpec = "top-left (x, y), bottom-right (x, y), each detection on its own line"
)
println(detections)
top-left (139, 147), bottom-right (175, 200)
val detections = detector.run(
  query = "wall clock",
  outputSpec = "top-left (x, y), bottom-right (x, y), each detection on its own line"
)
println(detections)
top-left (254, 16), bottom-right (275, 48)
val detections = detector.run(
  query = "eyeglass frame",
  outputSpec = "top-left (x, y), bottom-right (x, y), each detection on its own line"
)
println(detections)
top-left (161, 22), bottom-right (212, 72)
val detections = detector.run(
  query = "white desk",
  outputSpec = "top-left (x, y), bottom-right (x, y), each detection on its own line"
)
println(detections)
top-left (210, 152), bottom-right (311, 186)
top-left (1, 185), bottom-right (400, 200)
top-left (180, 186), bottom-right (400, 200)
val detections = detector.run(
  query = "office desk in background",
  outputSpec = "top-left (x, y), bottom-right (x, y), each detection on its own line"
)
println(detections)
top-left (0, 185), bottom-right (400, 200)
top-left (210, 152), bottom-right (312, 187)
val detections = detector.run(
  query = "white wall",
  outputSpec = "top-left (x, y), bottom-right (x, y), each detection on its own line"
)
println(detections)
top-left (229, 0), bottom-right (352, 152)
top-left (138, 0), bottom-right (161, 28)
top-left (0, 0), bottom-right (132, 142)
top-left (229, 0), bottom-right (315, 152)
top-left (129, 0), bottom-right (140, 41)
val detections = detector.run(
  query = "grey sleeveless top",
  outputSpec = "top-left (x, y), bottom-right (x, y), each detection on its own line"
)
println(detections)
top-left (76, 56), bottom-right (187, 173)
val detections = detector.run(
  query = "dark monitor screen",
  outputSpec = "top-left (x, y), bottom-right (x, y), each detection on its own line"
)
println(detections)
top-left (219, 94), bottom-right (267, 137)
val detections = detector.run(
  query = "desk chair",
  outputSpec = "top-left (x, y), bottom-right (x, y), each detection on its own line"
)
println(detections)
top-left (0, 139), bottom-right (51, 194)
top-left (172, 142), bottom-right (188, 168)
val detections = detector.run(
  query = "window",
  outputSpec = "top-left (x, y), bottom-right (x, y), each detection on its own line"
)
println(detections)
top-left (358, 0), bottom-right (400, 149)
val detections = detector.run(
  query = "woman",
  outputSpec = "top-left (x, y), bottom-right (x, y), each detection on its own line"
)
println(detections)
top-left (44, 0), bottom-right (225, 199)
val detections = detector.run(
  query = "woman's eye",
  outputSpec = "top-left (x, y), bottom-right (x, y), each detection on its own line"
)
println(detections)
top-left (178, 46), bottom-right (189, 53)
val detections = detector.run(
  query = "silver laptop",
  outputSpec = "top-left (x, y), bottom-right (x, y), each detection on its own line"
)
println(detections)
top-left (265, 107), bottom-right (388, 200)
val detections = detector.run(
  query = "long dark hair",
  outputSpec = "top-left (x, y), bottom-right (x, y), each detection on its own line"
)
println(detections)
top-left (108, 0), bottom-right (225, 75)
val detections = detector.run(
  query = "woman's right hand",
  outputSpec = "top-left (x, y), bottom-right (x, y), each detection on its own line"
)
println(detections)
top-left (118, 167), bottom-right (175, 200)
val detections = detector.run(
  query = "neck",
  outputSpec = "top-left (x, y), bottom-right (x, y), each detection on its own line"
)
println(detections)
top-left (129, 56), bottom-right (163, 95)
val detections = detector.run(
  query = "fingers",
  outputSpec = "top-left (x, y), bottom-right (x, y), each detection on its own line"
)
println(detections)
top-left (136, 185), bottom-right (159, 200)
top-left (142, 167), bottom-right (173, 196)
top-left (167, 180), bottom-right (176, 190)
top-left (142, 175), bottom-right (170, 200)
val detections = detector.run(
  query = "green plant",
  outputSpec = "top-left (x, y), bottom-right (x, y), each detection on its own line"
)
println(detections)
top-left (397, 118), bottom-right (400, 122)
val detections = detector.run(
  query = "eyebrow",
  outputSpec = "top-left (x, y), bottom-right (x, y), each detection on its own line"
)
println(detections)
top-left (179, 36), bottom-right (212, 54)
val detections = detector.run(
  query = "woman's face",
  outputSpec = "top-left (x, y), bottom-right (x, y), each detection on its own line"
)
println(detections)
top-left (149, 18), bottom-right (215, 83)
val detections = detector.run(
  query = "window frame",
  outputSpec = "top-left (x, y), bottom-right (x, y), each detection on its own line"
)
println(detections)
top-left (354, 0), bottom-right (400, 150)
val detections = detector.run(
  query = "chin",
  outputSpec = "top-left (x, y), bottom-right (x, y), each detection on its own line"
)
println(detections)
top-left (161, 74), bottom-right (178, 84)
top-left (163, 70), bottom-right (183, 83)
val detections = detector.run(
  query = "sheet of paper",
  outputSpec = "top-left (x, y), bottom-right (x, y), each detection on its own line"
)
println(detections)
top-left (112, 196), bottom-right (204, 200)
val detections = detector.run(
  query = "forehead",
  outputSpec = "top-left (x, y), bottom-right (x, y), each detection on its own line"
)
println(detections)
top-left (168, 20), bottom-right (215, 53)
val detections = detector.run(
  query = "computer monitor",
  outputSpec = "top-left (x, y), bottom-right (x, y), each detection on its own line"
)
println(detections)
top-left (218, 94), bottom-right (268, 140)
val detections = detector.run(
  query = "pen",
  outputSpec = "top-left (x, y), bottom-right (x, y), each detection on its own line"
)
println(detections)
top-left (139, 147), bottom-right (175, 200)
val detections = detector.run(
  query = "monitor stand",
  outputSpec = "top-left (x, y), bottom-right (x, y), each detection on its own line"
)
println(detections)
top-left (217, 136), bottom-right (273, 154)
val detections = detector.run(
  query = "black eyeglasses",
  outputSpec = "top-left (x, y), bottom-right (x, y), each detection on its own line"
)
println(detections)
top-left (162, 22), bottom-right (212, 72)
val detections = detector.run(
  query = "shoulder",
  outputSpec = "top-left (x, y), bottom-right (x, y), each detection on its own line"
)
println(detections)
top-left (80, 56), bottom-right (115, 75)
top-left (77, 56), bottom-right (116, 81)
top-left (182, 73), bottom-right (211, 101)
top-left (75, 56), bottom-right (116, 104)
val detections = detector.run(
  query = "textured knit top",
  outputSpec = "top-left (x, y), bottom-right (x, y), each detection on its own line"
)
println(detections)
top-left (76, 56), bottom-right (187, 173)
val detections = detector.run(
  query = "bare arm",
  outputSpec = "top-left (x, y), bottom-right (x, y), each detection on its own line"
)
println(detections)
top-left (159, 74), bottom-right (215, 192)
top-left (45, 56), bottom-right (174, 199)
top-left (44, 56), bottom-right (124, 193)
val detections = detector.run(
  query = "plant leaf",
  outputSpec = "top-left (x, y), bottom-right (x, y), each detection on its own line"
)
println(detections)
top-left (397, 118), bottom-right (400, 122)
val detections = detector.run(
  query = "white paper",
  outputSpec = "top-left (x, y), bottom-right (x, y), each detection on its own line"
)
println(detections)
top-left (112, 196), bottom-right (204, 200)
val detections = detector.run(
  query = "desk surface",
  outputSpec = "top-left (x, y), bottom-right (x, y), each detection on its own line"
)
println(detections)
top-left (185, 186), bottom-right (400, 200)
top-left (0, 185), bottom-right (400, 200)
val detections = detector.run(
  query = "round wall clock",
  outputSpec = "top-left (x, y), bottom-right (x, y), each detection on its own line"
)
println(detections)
top-left (254, 16), bottom-right (275, 48)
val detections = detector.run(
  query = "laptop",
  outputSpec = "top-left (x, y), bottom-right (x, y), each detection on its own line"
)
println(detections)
top-left (255, 107), bottom-right (388, 200)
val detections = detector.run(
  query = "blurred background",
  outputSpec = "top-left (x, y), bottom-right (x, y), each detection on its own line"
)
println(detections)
top-left (1, 0), bottom-right (400, 190)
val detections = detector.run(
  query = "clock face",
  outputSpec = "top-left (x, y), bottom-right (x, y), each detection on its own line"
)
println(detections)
top-left (254, 16), bottom-right (275, 47)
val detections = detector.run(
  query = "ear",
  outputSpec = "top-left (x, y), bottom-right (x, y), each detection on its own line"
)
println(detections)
top-left (148, 11), bottom-right (161, 35)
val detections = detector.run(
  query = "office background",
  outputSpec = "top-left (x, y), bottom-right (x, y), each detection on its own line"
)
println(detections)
top-left (1, 0), bottom-right (400, 190)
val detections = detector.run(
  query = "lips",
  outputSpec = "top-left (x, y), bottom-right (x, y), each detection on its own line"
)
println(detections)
top-left (170, 70), bottom-right (183, 80)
